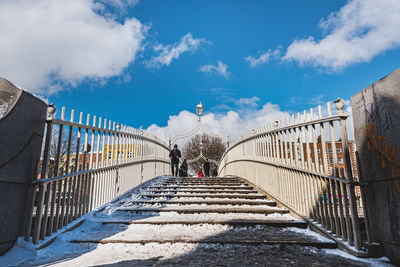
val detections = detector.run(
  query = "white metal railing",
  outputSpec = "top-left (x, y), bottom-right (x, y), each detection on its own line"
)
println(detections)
top-left (25, 104), bottom-right (170, 244)
top-left (218, 99), bottom-right (368, 252)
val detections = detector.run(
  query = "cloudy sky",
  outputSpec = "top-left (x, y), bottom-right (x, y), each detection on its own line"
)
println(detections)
top-left (1, 0), bottom-right (400, 142)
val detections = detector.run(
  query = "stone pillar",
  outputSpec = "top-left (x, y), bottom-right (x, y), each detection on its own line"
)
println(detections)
top-left (351, 68), bottom-right (400, 264)
top-left (0, 78), bottom-right (47, 254)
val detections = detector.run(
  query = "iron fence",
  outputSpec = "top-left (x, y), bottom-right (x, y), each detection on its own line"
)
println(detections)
top-left (218, 99), bottom-right (369, 252)
top-left (25, 105), bottom-right (170, 244)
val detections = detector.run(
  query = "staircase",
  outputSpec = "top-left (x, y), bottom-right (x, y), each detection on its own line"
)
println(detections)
top-left (14, 176), bottom-right (375, 266)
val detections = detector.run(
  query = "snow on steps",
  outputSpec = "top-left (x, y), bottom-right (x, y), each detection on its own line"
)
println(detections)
top-left (68, 176), bottom-right (336, 250)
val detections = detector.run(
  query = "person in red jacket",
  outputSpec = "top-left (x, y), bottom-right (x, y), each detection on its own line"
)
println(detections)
top-left (197, 169), bottom-right (204, 178)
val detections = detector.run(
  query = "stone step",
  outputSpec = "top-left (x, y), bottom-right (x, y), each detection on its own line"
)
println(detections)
top-left (158, 182), bottom-right (246, 186)
top-left (140, 194), bottom-right (266, 199)
top-left (166, 179), bottom-right (241, 182)
top-left (116, 207), bottom-right (288, 214)
top-left (70, 239), bottom-right (336, 249)
top-left (101, 220), bottom-right (307, 228)
top-left (145, 189), bottom-right (258, 194)
top-left (69, 223), bottom-right (335, 249)
top-left (125, 200), bottom-right (276, 206)
top-left (149, 186), bottom-right (254, 190)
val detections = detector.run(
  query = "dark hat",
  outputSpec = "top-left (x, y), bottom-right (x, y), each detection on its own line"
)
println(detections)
top-left (174, 144), bottom-right (178, 148)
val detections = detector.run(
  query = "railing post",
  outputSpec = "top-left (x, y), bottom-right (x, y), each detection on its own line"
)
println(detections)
top-left (336, 99), bottom-right (362, 250)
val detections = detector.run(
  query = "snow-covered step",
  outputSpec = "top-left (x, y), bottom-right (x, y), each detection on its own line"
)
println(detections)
top-left (139, 193), bottom-right (267, 199)
top-left (159, 182), bottom-right (246, 186)
top-left (166, 177), bottom-right (241, 181)
top-left (146, 189), bottom-right (258, 194)
top-left (101, 220), bottom-right (308, 228)
top-left (124, 199), bottom-right (277, 206)
top-left (149, 185), bottom-right (254, 190)
top-left (116, 206), bottom-right (289, 214)
top-left (69, 223), bottom-right (336, 249)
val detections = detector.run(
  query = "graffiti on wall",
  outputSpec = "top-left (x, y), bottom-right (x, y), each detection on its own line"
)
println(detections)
top-left (365, 124), bottom-right (400, 192)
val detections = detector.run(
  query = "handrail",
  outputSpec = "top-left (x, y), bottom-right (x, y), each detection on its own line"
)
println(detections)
top-left (218, 98), bottom-right (368, 254)
top-left (25, 104), bottom-right (170, 245)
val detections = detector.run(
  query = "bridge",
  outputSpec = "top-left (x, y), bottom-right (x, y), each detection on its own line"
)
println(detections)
top-left (0, 70), bottom-right (399, 266)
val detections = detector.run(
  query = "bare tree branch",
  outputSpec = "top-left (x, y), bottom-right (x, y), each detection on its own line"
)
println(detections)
top-left (182, 133), bottom-right (226, 172)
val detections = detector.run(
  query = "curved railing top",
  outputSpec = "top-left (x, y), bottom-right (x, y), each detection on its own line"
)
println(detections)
top-left (49, 105), bottom-right (169, 149)
top-left (221, 99), bottom-right (350, 160)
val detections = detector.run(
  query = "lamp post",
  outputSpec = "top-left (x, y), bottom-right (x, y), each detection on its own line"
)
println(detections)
top-left (196, 102), bottom-right (204, 121)
top-left (169, 102), bottom-right (206, 148)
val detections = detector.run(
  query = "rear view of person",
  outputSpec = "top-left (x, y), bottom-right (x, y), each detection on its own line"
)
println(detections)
top-left (169, 144), bottom-right (181, 176)
top-left (203, 159), bottom-right (210, 177)
top-left (197, 169), bottom-right (203, 178)
top-left (212, 168), bottom-right (218, 177)
top-left (180, 159), bottom-right (188, 177)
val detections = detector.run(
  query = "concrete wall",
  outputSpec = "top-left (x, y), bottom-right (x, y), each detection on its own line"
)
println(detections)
top-left (0, 78), bottom-right (47, 255)
top-left (351, 68), bottom-right (400, 265)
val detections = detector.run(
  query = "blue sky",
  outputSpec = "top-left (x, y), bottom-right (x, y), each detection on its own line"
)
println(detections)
top-left (1, 0), bottom-right (400, 141)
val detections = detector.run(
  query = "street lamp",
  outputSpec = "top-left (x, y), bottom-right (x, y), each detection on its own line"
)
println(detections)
top-left (196, 102), bottom-right (204, 118)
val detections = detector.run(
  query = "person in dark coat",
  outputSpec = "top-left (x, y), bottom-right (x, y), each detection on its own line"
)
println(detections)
top-left (203, 159), bottom-right (210, 177)
top-left (169, 144), bottom-right (181, 176)
top-left (180, 159), bottom-right (188, 177)
top-left (212, 168), bottom-right (218, 177)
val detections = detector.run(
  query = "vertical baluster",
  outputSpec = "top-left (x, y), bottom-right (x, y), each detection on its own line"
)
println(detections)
top-left (304, 110), bottom-right (312, 170)
top-left (71, 112), bottom-right (83, 221)
top-left (78, 114), bottom-right (90, 217)
top-left (319, 106), bottom-right (329, 174)
top-left (32, 183), bottom-right (46, 244)
top-left (318, 106), bottom-right (333, 230)
top-left (86, 116), bottom-right (96, 211)
top-left (63, 110), bottom-right (75, 226)
top-left (283, 120), bottom-right (289, 165)
top-left (310, 109), bottom-right (320, 172)
top-left (336, 99), bottom-right (362, 250)
top-left (24, 184), bottom-right (37, 241)
top-left (327, 102), bottom-right (342, 237)
top-left (288, 116), bottom-right (294, 167)
top-left (302, 111), bottom-right (312, 216)
top-left (40, 182), bottom-right (52, 239)
top-left (297, 113), bottom-right (305, 169)
top-left (47, 107), bottom-right (64, 234)
top-left (310, 109), bottom-right (322, 223)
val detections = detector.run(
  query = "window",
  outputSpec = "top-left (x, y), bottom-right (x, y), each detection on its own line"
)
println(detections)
top-left (337, 147), bottom-right (342, 153)
top-left (318, 158), bottom-right (322, 164)
top-left (317, 148), bottom-right (321, 154)
top-left (329, 157), bottom-right (333, 164)
top-left (338, 157), bottom-right (344, 164)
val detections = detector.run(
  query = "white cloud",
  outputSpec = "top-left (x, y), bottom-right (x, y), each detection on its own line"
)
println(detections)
top-left (244, 49), bottom-right (280, 68)
top-left (146, 98), bottom-right (355, 148)
top-left (236, 96), bottom-right (260, 107)
top-left (146, 33), bottom-right (207, 69)
top-left (96, 0), bottom-right (140, 11)
top-left (146, 101), bottom-right (290, 145)
top-left (282, 0), bottom-right (400, 70)
top-left (199, 60), bottom-right (230, 78)
top-left (0, 0), bottom-right (145, 95)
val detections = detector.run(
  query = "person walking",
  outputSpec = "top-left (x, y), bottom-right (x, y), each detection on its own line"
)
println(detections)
top-left (212, 168), bottom-right (218, 177)
top-left (169, 144), bottom-right (181, 176)
top-left (203, 159), bottom-right (210, 177)
top-left (180, 159), bottom-right (188, 177)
